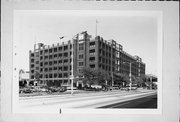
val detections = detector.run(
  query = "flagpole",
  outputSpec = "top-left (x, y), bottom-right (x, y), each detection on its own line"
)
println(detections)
top-left (96, 20), bottom-right (97, 37)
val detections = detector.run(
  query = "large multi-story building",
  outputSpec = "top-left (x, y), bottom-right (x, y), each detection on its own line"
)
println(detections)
top-left (29, 31), bottom-right (145, 87)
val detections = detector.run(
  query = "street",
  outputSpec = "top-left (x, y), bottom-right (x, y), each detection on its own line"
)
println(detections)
top-left (17, 89), bottom-right (157, 113)
top-left (98, 94), bottom-right (157, 108)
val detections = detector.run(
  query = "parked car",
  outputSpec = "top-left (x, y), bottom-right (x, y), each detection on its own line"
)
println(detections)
top-left (84, 86), bottom-right (97, 91)
top-left (39, 86), bottom-right (48, 92)
top-left (112, 85), bottom-right (120, 90)
top-left (91, 85), bottom-right (102, 89)
top-left (23, 88), bottom-right (33, 93)
top-left (102, 85), bottom-right (113, 91)
top-left (48, 86), bottom-right (59, 92)
top-left (66, 86), bottom-right (77, 90)
top-left (126, 84), bottom-right (137, 90)
top-left (58, 86), bottom-right (67, 92)
top-left (19, 88), bottom-right (24, 93)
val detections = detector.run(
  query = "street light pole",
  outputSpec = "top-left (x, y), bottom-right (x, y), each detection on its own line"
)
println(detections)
top-left (71, 39), bottom-right (74, 95)
top-left (129, 63), bottom-right (132, 90)
top-left (123, 61), bottom-right (137, 91)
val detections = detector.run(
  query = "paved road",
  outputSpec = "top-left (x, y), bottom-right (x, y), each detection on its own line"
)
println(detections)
top-left (98, 94), bottom-right (157, 108)
top-left (17, 89), bottom-right (157, 113)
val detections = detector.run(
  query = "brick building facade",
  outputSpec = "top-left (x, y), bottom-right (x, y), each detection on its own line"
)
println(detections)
top-left (29, 31), bottom-right (145, 87)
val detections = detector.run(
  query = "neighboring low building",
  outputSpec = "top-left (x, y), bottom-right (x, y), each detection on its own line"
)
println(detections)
top-left (29, 31), bottom-right (146, 87)
top-left (19, 69), bottom-right (30, 86)
top-left (145, 74), bottom-right (158, 89)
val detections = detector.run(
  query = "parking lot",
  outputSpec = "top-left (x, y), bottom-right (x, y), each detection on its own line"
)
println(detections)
top-left (19, 85), bottom-right (146, 97)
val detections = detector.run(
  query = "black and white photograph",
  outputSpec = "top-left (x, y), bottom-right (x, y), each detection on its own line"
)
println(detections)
top-left (1, 1), bottom-right (179, 122)
top-left (13, 10), bottom-right (162, 113)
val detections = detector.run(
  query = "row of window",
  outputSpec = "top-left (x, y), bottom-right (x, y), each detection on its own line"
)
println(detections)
top-left (31, 50), bottom-right (141, 65)
top-left (31, 60), bottom-right (71, 67)
top-left (44, 45), bottom-right (71, 53)
top-left (32, 65), bottom-right (71, 72)
top-left (31, 72), bottom-right (70, 79)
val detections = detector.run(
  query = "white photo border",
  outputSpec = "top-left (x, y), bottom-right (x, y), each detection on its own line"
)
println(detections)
top-left (1, 1), bottom-right (179, 122)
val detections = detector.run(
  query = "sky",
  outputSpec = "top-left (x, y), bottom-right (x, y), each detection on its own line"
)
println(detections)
top-left (14, 10), bottom-right (158, 75)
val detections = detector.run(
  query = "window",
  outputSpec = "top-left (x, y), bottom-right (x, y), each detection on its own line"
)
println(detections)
top-left (35, 53), bottom-right (39, 57)
top-left (59, 60), bottom-right (62, 64)
top-left (99, 57), bottom-right (102, 62)
top-left (102, 43), bottom-right (105, 48)
top-left (40, 51), bottom-right (43, 55)
top-left (102, 58), bottom-right (105, 63)
top-left (45, 56), bottom-right (48, 60)
top-left (49, 55), bottom-right (53, 59)
top-left (49, 74), bottom-right (52, 78)
top-left (45, 49), bottom-right (48, 53)
top-left (64, 45), bottom-right (68, 51)
top-left (31, 64), bottom-right (34, 68)
top-left (59, 47), bottom-right (62, 51)
top-left (35, 61), bottom-right (39, 64)
top-left (64, 59), bottom-right (68, 63)
top-left (99, 42), bottom-right (102, 47)
top-left (90, 64), bottom-right (95, 68)
top-left (54, 48), bottom-right (57, 52)
top-left (116, 52), bottom-right (119, 58)
top-left (49, 68), bottom-right (52, 72)
top-left (40, 62), bottom-right (43, 66)
top-left (54, 74), bottom-right (57, 78)
top-left (31, 59), bottom-right (34, 62)
top-left (64, 66), bottom-right (68, 71)
top-left (49, 49), bottom-right (52, 53)
top-left (40, 56), bottom-right (43, 60)
top-left (99, 49), bottom-right (102, 55)
top-left (89, 42), bottom-right (95, 48)
top-left (45, 62), bottom-right (48, 65)
top-left (102, 51), bottom-right (105, 56)
top-left (59, 73), bottom-right (62, 78)
top-left (59, 67), bottom-right (62, 71)
top-left (45, 68), bottom-right (48, 72)
top-left (54, 61), bottom-right (57, 64)
top-left (89, 57), bottom-right (95, 62)
top-left (102, 65), bottom-right (105, 69)
top-left (79, 54), bottom-right (84, 59)
top-left (64, 73), bottom-right (68, 78)
top-left (44, 74), bottom-right (48, 78)
top-left (49, 61), bottom-right (52, 66)
top-left (54, 67), bottom-right (58, 71)
top-left (40, 68), bottom-right (43, 72)
top-left (59, 53), bottom-right (62, 58)
top-left (79, 62), bottom-right (84, 66)
top-left (54, 54), bottom-right (58, 58)
top-left (64, 52), bottom-right (68, 57)
top-left (79, 43), bottom-right (84, 50)
top-left (89, 49), bottom-right (95, 55)
top-left (31, 53), bottom-right (34, 57)
top-left (64, 80), bottom-right (68, 83)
